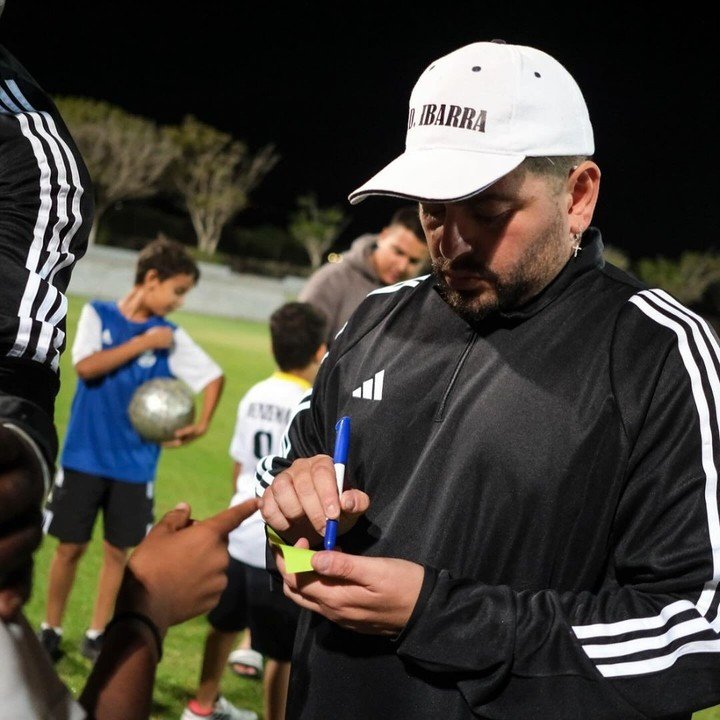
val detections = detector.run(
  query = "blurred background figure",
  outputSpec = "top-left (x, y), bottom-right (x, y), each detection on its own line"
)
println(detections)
top-left (39, 237), bottom-right (224, 663)
top-left (298, 206), bottom-right (427, 346)
top-left (182, 302), bottom-right (326, 720)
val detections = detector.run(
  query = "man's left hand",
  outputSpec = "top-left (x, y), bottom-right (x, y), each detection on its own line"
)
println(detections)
top-left (275, 540), bottom-right (424, 635)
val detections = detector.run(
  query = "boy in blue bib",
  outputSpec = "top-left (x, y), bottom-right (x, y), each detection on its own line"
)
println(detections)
top-left (39, 237), bottom-right (224, 662)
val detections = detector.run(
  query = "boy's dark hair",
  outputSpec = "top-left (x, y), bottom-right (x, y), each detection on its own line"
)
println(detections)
top-left (134, 236), bottom-right (200, 285)
top-left (270, 302), bottom-right (327, 372)
top-left (389, 205), bottom-right (423, 240)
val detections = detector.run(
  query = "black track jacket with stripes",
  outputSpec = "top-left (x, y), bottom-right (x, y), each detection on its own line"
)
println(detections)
top-left (257, 229), bottom-right (720, 719)
top-left (0, 45), bottom-right (92, 412)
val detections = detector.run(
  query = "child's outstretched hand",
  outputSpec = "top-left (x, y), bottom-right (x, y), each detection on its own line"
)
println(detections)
top-left (114, 498), bottom-right (258, 632)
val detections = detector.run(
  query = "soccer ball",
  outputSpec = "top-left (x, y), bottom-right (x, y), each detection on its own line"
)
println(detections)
top-left (128, 378), bottom-right (195, 443)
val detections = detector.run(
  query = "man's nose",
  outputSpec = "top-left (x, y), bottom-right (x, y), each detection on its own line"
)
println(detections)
top-left (437, 206), bottom-right (473, 261)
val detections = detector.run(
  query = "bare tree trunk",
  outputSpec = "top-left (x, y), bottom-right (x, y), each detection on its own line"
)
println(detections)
top-left (190, 206), bottom-right (224, 256)
top-left (205, 232), bottom-right (221, 255)
top-left (189, 209), bottom-right (207, 253)
top-left (88, 217), bottom-right (99, 246)
top-left (196, 227), bottom-right (220, 255)
top-left (308, 244), bottom-right (323, 268)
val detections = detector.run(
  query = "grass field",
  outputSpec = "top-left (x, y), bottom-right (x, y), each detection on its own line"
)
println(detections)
top-left (21, 295), bottom-right (719, 719)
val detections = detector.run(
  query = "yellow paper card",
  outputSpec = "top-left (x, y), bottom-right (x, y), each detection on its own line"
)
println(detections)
top-left (266, 527), bottom-right (317, 573)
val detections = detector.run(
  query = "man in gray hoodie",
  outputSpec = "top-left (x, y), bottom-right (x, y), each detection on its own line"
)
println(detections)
top-left (299, 206), bottom-right (427, 346)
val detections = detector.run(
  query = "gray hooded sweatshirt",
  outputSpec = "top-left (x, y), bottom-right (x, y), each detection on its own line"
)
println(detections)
top-left (298, 234), bottom-right (381, 346)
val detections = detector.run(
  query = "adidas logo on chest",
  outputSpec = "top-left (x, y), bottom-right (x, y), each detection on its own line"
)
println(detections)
top-left (352, 370), bottom-right (385, 401)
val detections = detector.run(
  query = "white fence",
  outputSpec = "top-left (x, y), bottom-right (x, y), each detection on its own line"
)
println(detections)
top-left (68, 245), bottom-right (306, 322)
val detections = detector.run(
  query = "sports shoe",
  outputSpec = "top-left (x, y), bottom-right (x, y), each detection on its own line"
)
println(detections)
top-left (180, 695), bottom-right (258, 720)
top-left (80, 632), bottom-right (104, 662)
top-left (37, 626), bottom-right (64, 663)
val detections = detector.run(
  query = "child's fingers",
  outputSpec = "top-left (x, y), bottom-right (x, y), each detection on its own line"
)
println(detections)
top-left (154, 502), bottom-right (192, 533)
top-left (202, 498), bottom-right (259, 538)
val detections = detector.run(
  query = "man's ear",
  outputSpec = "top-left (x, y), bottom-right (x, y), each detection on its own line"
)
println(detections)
top-left (567, 161), bottom-right (601, 233)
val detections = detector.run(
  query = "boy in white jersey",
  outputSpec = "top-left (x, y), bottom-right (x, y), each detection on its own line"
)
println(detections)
top-left (39, 237), bottom-right (224, 663)
top-left (182, 302), bottom-right (326, 720)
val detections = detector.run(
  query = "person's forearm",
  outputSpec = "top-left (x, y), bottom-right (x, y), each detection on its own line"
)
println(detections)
top-left (395, 568), bottom-right (717, 719)
top-left (75, 337), bottom-right (150, 380)
top-left (79, 559), bottom-right (169, 719)
top-left (196, 375), bottom-right (224, 430)
top-left (78, 617), bottom-right (163, 720)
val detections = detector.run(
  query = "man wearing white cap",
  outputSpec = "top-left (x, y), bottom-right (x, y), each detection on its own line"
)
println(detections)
top-left (257, 41), bottom-right (720, 719)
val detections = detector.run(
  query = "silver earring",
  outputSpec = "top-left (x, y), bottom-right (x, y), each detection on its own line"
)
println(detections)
top-left (571, 233), bottom-right (582, 258)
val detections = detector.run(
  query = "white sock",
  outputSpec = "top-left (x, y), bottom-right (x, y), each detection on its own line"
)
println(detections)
top-left (41, 622), bottom-right (62, 635)
top-left (85, 628), bottom-right (103, 640)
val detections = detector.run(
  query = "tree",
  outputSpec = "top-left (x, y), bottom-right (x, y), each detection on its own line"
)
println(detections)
top-left (164, 116), bottom-right (278, 255)
top-left (54, 97), bottom-right (178, 245)
top-left (635, 251), bottom-right (720, 305)
top-left (288, 194), bottom-right (347, 268)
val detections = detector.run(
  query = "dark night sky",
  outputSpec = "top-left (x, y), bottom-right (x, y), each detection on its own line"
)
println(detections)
top-left (0, 1), bottom-right (715, 260)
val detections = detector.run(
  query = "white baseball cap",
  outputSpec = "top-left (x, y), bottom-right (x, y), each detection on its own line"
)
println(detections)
top-left (348, 41), bottom-right (594, 205)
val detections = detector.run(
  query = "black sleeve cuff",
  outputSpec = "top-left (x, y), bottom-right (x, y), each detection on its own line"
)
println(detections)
top-left (391, 565), bottom-right (439, 646)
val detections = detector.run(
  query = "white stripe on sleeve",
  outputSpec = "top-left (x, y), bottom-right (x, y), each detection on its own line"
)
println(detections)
top-left (571, 289), bottom-right (720, 678)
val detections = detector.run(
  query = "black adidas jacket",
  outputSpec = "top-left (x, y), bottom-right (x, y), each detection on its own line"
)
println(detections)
top-left (257, 229), bottom-right (720, 719)
top-left (0, 45), bottom-right (92, 416)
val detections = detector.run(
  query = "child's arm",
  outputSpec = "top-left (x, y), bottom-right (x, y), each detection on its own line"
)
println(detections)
top-left (75, 327), bottom-right (174, 381)
top-left (164, 327), bottom-right (224, 447)
top-left (166, 373), bottom-right (224, 446)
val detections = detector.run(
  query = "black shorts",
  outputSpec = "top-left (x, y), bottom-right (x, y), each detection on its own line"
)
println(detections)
top-left (43, 467), bottom-right (154, 548)
top-left (208, 557), bottom-right (299, 661)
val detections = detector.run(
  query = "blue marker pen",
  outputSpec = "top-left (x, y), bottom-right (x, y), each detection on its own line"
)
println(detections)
top-left (324, 416), bottom-right (350, 551)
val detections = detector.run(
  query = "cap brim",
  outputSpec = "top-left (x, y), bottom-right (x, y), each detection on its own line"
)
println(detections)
top-left (348, 149), bottom-right (525, 205)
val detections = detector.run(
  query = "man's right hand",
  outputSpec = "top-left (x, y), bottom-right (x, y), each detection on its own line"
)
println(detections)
top-left (258, 455), bottom-right (370, 546)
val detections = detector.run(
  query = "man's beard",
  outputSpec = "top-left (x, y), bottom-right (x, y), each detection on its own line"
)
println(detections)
top-left (431, 210), bottom-right (568, 324)
top-left (432, 260), bottom-right (534, 323)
